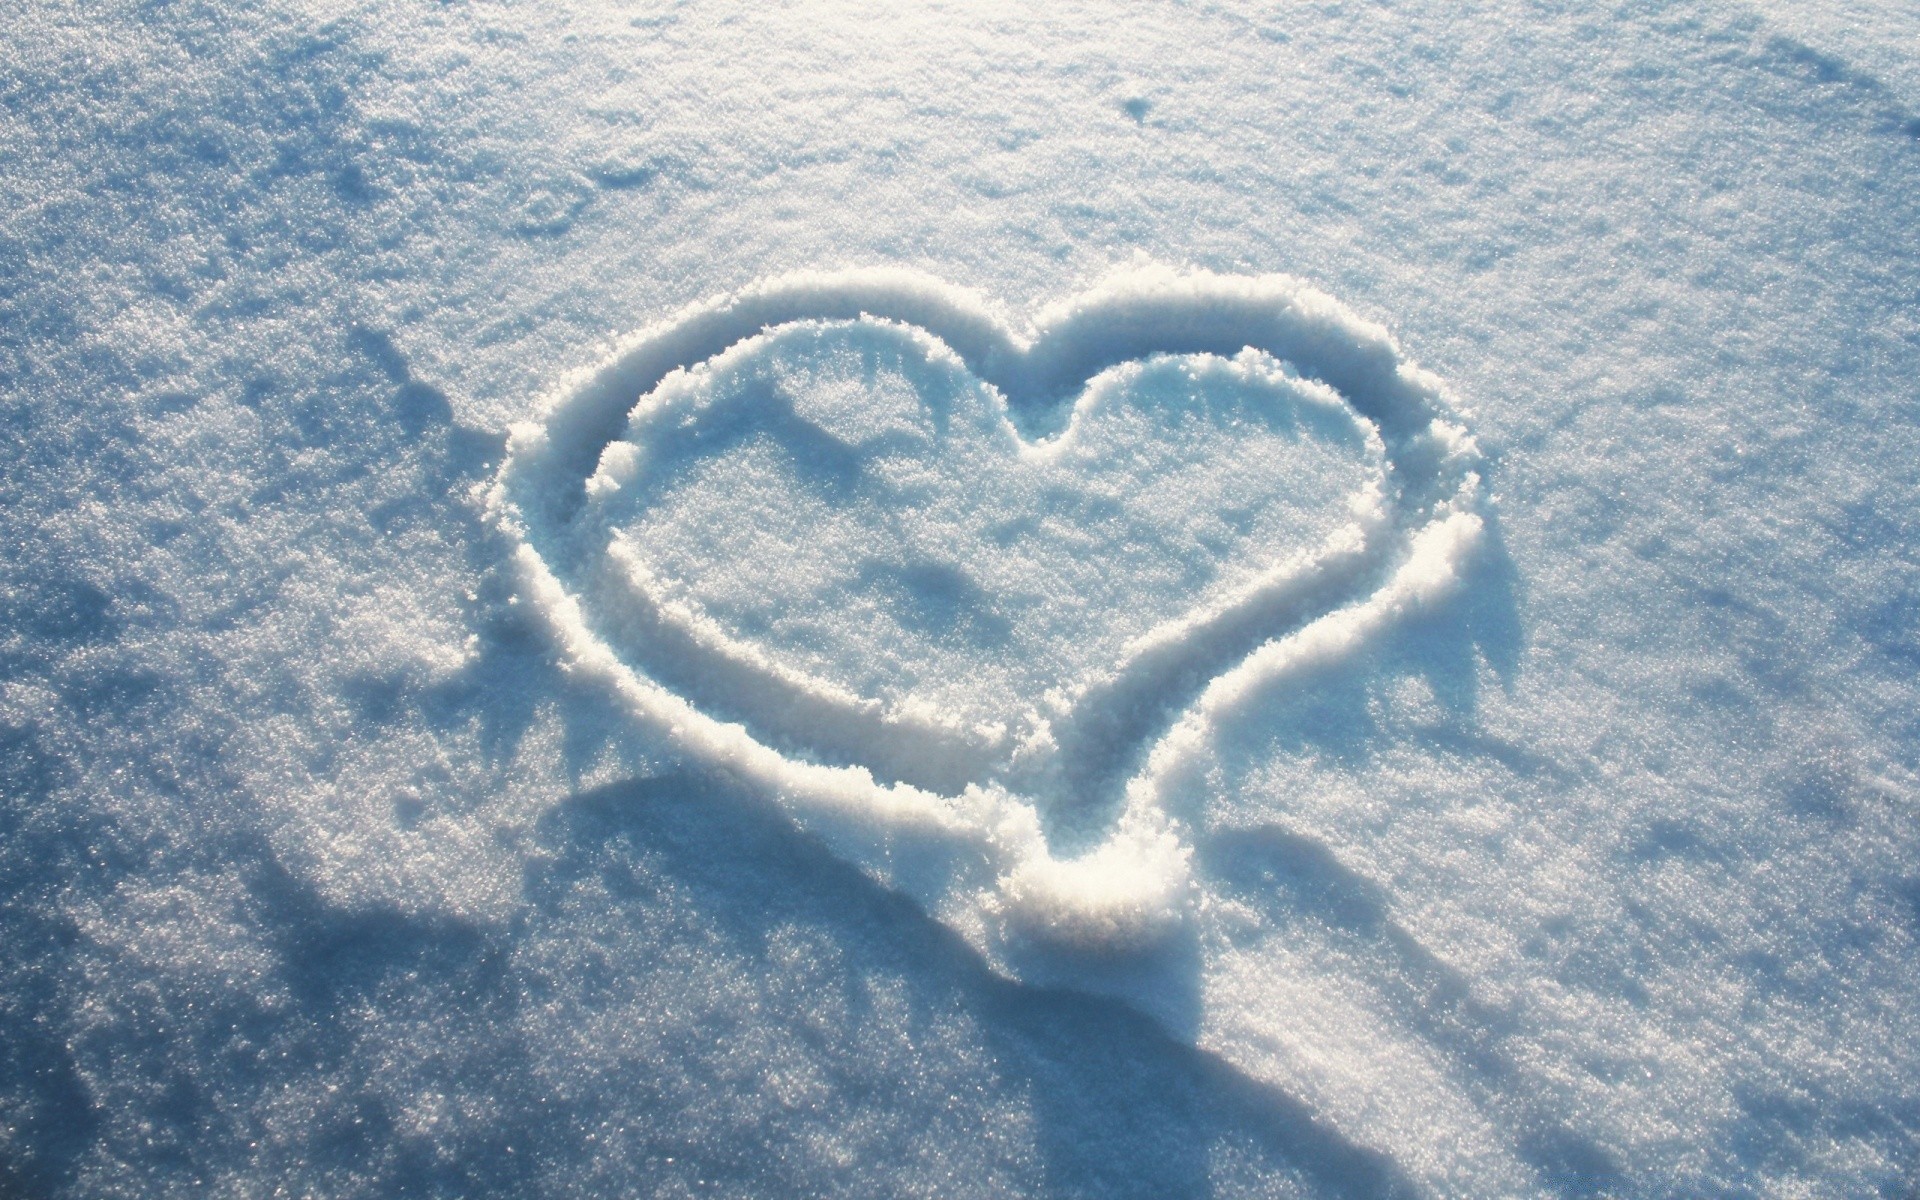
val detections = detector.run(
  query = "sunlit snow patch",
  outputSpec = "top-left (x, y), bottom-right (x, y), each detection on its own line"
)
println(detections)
top-left (490, 266), bottom-right (1485, 993)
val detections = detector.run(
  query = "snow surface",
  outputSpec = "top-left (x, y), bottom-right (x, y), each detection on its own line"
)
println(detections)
top-left (3, 1), bottom-right (1918, 1197)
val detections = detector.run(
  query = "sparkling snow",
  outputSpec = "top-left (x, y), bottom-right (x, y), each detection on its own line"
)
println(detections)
top-left (3, 1), bottom-right (1917, 1196)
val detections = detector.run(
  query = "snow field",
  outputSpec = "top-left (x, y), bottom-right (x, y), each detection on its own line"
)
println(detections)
top-left (2, 0), bottom-right (1918, 1195)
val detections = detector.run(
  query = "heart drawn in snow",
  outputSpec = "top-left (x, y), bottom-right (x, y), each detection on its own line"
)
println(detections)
top-left (492, 267), bottom-right (1484, 974)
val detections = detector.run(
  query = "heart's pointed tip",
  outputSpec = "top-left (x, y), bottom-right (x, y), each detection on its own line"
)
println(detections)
top-left (985, 819), bottom-right (1198, 957)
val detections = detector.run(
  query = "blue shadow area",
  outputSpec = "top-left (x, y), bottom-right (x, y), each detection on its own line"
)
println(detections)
top-left (522, 771), bottom-right (1423, 1199)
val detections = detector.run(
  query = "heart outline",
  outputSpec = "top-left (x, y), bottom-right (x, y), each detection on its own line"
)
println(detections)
top-left (490, 265), bottom-right (1484, 968)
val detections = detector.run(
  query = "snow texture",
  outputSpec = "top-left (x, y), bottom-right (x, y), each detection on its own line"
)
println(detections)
top-left (2, 0), bottom-right (1918, 1197)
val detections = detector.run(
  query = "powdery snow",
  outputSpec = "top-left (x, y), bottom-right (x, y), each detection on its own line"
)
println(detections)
top-left (2, 1), bottom-right (1917, 1197)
